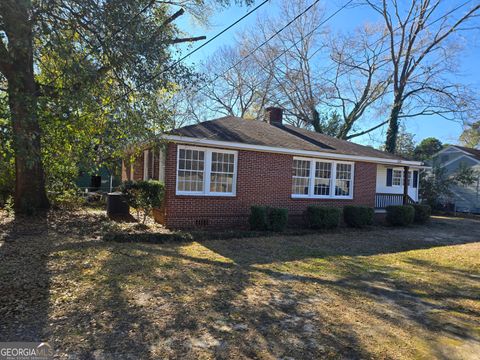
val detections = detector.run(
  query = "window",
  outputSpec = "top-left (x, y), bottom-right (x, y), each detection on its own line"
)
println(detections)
top-left (335, 163), bottom-right (352, 196)
top-left (314, 162), bottom-right (331, 196)
top-left (392, 169), bottom-right (402, 186)
top-left (392, 169), bottom-right (413, 187)
top-left (177, 148), bottom-right (205, 193)
top-left (292, 158), bottom-right (354, 198)
top-left (292, 159), bottom-right (311, 195)
top-left (210, 152), bottom-right (235, 193)
top-left (176, 146), bottom-right (237, 196)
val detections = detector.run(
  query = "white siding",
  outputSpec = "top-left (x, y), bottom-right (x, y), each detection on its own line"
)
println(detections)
top-left (376, 165), bottom-right (419, 202)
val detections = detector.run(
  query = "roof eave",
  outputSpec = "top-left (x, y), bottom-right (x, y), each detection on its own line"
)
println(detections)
top-left (163, 135), bottom-right (424, 167)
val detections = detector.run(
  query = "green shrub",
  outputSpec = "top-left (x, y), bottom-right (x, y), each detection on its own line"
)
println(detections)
top-left (119, 180), bottom-right (165, 223)
top-left (413, 204), bottom-right (431, 224)
top-left (343, 205), bottom-right (374, 228)
top-left (249, 206), bottom-right (288, 231)
top-left (305, 206), bottom-right (341, 229)
top-left (50, 188), bottom-right (85, 210)
top-left (268, 208), bottom-right (288, 232)
top-left (385, 205), bottom-right (415, 226)
top-left (249, 206), bottom-right (268, 230)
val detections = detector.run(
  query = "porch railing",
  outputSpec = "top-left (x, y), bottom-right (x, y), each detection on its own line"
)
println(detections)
top-left (375, 193), bottom-right (416, 209)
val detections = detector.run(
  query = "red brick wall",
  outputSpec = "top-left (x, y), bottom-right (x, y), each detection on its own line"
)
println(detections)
top-left (163, 143), bottom-right (377, 229)
top-left (121, 153), bottom-right (145, 181)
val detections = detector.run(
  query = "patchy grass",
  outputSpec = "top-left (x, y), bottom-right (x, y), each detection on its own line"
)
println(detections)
top-left (0, 209), bottom-right (479, 359)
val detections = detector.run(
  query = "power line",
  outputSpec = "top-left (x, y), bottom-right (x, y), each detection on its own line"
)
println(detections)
top-left (120, 0), bottom-right (271, 98)
top-left (66, 0), bottom-right (270, 122)
top-left (319, 0), bottom-right (475, 80)
top-left (200, 0), bottom-right (473, 114)
top-left (196, 0), bottom-right (354, 93)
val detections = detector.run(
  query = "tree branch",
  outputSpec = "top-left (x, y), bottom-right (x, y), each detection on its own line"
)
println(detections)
top-left (166, 36), bottom-right (206, 44)
top-left (346, 120), bottom-right (389, 140)
top-left (161, 8), bottom-right (185, 27)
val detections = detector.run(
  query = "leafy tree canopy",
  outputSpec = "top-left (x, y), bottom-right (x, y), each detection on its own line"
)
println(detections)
top-left (460, 121), bottom-right (480, 149)
top-left (0, 0), bottom-right (252, 211)
top-left (413, 137), bottom-right (444, 161)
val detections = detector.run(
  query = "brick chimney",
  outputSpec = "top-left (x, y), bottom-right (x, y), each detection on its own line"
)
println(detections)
top-left (265, 107), bottom-right (283, 126)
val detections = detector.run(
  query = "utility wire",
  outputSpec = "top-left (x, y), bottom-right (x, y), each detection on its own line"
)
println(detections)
top-left (36, 0), bottom-right (270, 124)
top-left (66, 0), bottom-right (271, 121)
top-left (196, 0), bottom-right (354, 93)
top-left (201, 0), bottom-right (473, 116)
top-left (119, 0), bottom-right (271, 99)
top-left (318, 0), bottom-right (475, 80)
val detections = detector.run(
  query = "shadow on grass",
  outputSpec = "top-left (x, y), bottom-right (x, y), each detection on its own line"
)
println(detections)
top-left (0, 213), bottom-right (50, 341)
top-left (1, 214), bottom-right (479, 358)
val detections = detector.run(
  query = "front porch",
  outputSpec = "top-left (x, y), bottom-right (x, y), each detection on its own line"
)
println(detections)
top-left (375, 193), bottom-right (416, 212)
top-left (375, 164), bottom-right (420, 210)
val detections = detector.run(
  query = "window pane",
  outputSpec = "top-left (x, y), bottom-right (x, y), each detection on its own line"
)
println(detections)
top-left (392, 170), bottom-right (402, 186)
top-left (335, 163), bottom-right (352, 196)
top-left (292, 160), bottom-right (311, 195)
top-left (314, 162), bottom-right (331, 195)
top-left (177, 149), bottom-right (205, 192)
top-left (335, 180), bottom-right (350, 196)
top-left (292, 177), bottom-right (310, 195)
top-left (210, 151), bottom-right (235, 193)
top-left (293, 160), bottom-right (310, 177)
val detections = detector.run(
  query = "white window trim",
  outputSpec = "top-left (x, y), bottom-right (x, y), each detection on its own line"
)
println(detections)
top-left (292, 157), bottom-right (354, 199)
top-left (176, 145), bottom-right (238, 197)
top-left (143, 150), bottom-right (149, 180)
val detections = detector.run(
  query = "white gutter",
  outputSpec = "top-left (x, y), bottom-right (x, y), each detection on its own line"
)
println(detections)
top-left (163, 135), bottom-right (424, 167)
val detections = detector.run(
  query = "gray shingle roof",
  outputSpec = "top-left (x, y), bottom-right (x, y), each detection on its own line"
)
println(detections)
top-left (171, 116), bottom-right (406, 161)
top-left (456, 146), bottom-right (480, 161)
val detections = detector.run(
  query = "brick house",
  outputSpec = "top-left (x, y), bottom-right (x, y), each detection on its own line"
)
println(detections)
top-left (122, 107), bottom-right (423, 229)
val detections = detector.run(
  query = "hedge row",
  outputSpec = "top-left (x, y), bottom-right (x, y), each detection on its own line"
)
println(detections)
top-left (249, 203), bottom-right (432, 231)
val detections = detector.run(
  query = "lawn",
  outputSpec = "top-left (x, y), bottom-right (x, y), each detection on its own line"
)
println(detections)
top-left (1, 209), bottom-right (479, 359)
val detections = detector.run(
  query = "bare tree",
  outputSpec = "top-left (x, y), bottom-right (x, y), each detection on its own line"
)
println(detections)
top-left (323, 24), bottom-right (392, 139)
top-left (195, 45), bottom-right (274, 120)
top-left (244, 0), bottom-right (328, 128)
top-left (367, 0), bottom-right (480, 153)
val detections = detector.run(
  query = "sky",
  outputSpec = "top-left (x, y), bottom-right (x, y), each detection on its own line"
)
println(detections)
top-left (176, 0), bottom-right (480, 147)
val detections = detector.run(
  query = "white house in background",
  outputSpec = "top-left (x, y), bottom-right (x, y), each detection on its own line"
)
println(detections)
top-left (431, 145), bottom-right (480, 213)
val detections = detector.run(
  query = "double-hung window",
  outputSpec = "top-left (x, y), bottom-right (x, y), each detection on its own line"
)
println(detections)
top-left (314, 161), bottom-right (332, 196)
top-left (392, 169), bottom-right (412, 187)
top-left (292, 159), bottom-right (311, 195)
top-left (292, 157), bottom-right (354, 199)
top-left (176, 146), bottom-right (237, 196)
top-left (392, 169), bottom-right (403, 186)
top-left (335, 163), bottom-right (353, 196)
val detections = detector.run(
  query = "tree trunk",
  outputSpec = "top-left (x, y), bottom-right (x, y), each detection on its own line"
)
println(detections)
top-left (385, 98), bottom-right (403, 153)
top-left (5, 3), bottom-right (49, 213)
top-left (311, 108), bottom-right (322, 133)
